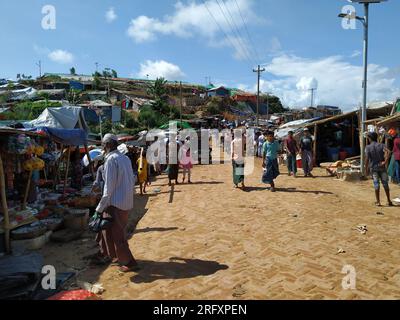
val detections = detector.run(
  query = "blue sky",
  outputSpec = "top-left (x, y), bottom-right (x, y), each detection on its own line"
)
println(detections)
top-left (0, 0), bottom-right (399, 110)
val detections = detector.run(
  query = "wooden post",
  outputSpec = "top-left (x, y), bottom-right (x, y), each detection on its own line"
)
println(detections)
top-left (22, 170), bottom-right (32, 210)
top-left (313, 124), bottom-right (318, 166)
top-left (84, 144), bottom-right (95, 180)
top-left (54, 144), bottom-right (64, 190)
top-left (63, 147), bottom-right (71, 195)
top-left (0, 154), bottom-right (10, 253)
top-left (351, 117), bottom-right (355, 148)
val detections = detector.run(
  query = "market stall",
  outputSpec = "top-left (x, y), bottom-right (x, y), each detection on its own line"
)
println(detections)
top-left (0, 127), bottom-right (98, 255)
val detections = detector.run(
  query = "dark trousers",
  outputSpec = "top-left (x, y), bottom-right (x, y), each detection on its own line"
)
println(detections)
top-left (95, 206), bottom-right (136, 266)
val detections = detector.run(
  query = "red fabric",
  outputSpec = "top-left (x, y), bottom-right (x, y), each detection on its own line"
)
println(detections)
top-left (47, 290), bottom-right (96, 300)
top-left (393, 137), bottom-right (400, 161)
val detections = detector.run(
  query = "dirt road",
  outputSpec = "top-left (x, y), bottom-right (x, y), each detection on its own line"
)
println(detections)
top-left (41, 158), bottom-right (400, 299)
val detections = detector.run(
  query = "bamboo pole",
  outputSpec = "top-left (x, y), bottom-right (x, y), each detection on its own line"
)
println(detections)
top-left (22, 170), bottom-right (32, 211)
top-left (313, 124), bottom-right (318, 166)
top-left (63, 147), bottom-right (71, 195)
top-left (54, 144), bottom-right (64, 190)
top-left (0, 154), bottom-right (10, 253)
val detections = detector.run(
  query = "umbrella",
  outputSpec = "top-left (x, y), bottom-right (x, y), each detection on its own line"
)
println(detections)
top-left (82, 149), bottom-right (103, 167)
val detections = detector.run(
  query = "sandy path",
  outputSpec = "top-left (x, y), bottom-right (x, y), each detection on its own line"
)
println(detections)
top-left (41, 158), bottom-right (400, 300)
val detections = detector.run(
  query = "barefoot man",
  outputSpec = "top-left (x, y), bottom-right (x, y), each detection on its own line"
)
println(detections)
top-left (365, 132), bottom-right (393, 207)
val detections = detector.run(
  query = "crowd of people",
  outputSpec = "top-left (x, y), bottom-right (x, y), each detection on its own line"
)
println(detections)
top-left (87, 127), bottom-right (399, 273)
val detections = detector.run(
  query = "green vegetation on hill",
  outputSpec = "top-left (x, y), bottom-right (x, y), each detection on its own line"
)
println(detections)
top-left (2, 100), bottom-right (62, 121)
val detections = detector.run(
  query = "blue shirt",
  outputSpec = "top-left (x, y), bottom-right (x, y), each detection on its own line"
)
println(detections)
top-left (263, 140), bottom-right (280, 160)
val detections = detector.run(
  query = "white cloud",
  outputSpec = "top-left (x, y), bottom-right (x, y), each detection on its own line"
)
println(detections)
top-left (137, 60), bottom-right (185, 80)
top-left (127, 0), bottom-right (264, 60)
top-left (106, 7), bottom-right (117, 23)
top-left (252, 54), bottom-right (400, 110)
top-left (48, 49), bottom-right (74, 64)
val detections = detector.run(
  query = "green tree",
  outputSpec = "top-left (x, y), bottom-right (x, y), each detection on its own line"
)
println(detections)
top-left (93, 74), bottom-right (101, 90)
top-left (138, 105), bottom-right (167, 129)
top-left (147, 77), bottom-right (170, 115)
top-left (70, 67), bottom-right (76, 75)
top-left (67, 89), bottom-right (82, 104)
top-left (260, 94), bottom-right (286, 114)
top-left (111, 69), bottom-right (118, 78)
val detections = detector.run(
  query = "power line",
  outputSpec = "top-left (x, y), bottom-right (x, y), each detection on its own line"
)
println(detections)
top-left (233, 0), bottom-right (261, 64)
top-left (202, 0), bottom-right (254, 69)
top-left (216, 0), bottom-right (257, 67)
top-left (253, 65), bottom-right (266, 126)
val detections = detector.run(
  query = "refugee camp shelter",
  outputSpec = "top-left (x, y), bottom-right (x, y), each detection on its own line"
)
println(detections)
top-left (206, 86), bottom-right (230, 98)
top-left (305, 111), bottom-right (359, 165)
top-left (24, 106), bottom-right (89, 132)
top-left (303, 103), bottom-right (394, 165)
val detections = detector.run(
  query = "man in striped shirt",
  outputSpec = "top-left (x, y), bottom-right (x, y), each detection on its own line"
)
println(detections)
top-left (95, 134), bottom-right (139, 273)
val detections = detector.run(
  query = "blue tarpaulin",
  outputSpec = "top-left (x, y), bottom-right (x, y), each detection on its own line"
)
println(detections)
top-left (29, 127), bottom-right (88, 146)
top-left (42, 127), bottom-right (87, 146)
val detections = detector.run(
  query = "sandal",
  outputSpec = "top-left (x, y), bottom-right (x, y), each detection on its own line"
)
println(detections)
top-left (118, 264), bottom-right (141, 273)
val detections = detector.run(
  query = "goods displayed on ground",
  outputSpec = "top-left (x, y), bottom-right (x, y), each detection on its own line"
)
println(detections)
top-left (320, 159), bottom-right (362, 181)
top-left (0, 128), bottom-right (97, 254)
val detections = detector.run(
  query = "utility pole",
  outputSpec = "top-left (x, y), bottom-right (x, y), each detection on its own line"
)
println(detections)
top-left (309, 88), bottom-right (317, 108)
top-left (36, 60), bottom-right (42, 78)
top-left (253, 65), bottom-right (265, 127)
top-left (180, 81), bottom-right (183, 127)
top-left (360, 2), bottom-right (369, 177)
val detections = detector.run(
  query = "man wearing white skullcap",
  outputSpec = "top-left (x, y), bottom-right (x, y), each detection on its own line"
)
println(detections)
top-left (93, 133), bottom-right (139, 272)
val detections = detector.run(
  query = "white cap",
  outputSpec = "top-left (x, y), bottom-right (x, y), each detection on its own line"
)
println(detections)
top-left (102, 133), bottom-right (118, 144)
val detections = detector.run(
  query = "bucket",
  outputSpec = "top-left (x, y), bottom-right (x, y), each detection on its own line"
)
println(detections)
top-left (65, 209), bottom-right (89, 231)
top-left (296, 158), bottom-right (302, 168)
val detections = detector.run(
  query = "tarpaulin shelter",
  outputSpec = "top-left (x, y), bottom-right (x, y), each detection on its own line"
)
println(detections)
top-left (30, 127), bottom-right (88, 146)
top-left (24, 106), bottom-right (89, 132)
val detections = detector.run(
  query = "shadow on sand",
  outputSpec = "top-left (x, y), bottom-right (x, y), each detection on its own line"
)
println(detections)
top-left (242, 186), bottom-right (333, 195)
top-left (134, 227), bottom-right (179, 234)
top-left (130, 257), bottom-right (229, 284)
